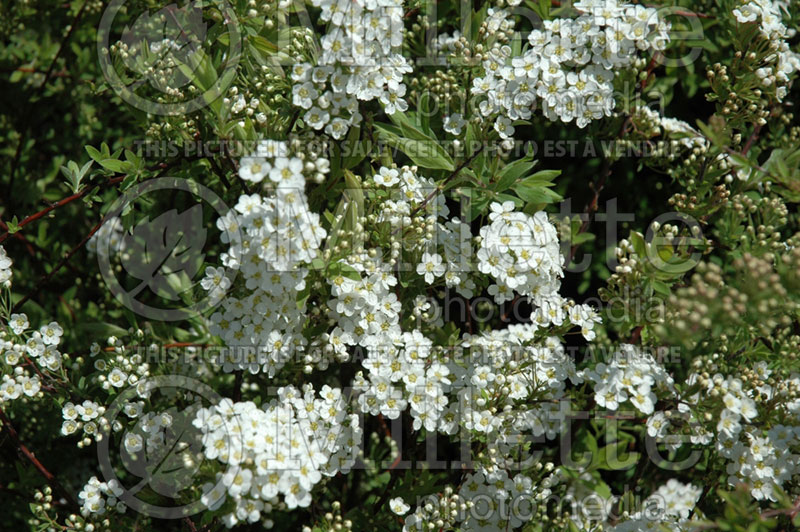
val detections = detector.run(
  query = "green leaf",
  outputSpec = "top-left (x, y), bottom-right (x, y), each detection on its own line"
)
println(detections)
top-left (340, 264), bottom-right (361, 281)
top-left (374, 122), bottom-right (454, 171)
top-left (522, 169), bottom-right (561, 185)
top-left (85, 145), bottom-right (103, 163)
top-left (326, 170), bottom-right (364, 253)
top-left (76, 321), bottom-right (130, 338)
top-left (340, 125), bottom-right (372, 171)
top-left (6, 216), bottom-right (21, 234)
top-left (493, 158), bottom-right (536, 192)
top-left (119, 206), bottom-right (207, 301)
top-left (97, 158), bottom-right (129, 173)
top-left (651, 280), bottom-right (671, 296)
top-left (512, 183), bottom-right (562, 204)
top-left (249, 35), bottom-right (277, 55)
top-left (629, 231), bottom-right (647, 257)
top-left (176, 50), bottom-right (226, 116)
top-left (572, 232), bottom-right (595, 245)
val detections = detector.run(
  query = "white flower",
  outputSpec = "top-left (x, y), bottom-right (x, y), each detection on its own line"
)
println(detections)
top-left (292, 82), bottom-right (318, 109)
top-left (77, 400), bottom-right (100, 421)
top-left (374, 167), bottom-right (400, 187)
top-left (63, 402), bottom-right (79, 420)
top-left (124, 433), bottom-right (143, 453)
top-left (0, 246), bottom-right (11, 270)
top-left (740, 398), bottom-right (758, 421)
top-left (0, 245), bottom-right (12, 285)
top-left (630, 385), bottom-right (656, 415)
top-left (389, 496), bottom-right (410, 515)
top-left (416, 252), bottom-right (445, 284)
top-left (494, 116), bottom-right (515, 139)
top-left (9, 313), bottom-right (29, 334)
top-left (108, 368), bottom-right (128, 388)
top-left (20, 376), bottom-right (40, 397)
top-left (646, 412), bottom-right (669, 438)
top-left (61, 420), bottom-right (79, 435)
top-left (380, 85), bottom-right (408, 115)
top-left (733, 3), bottom-right (760, 23)
top-left (269, 156), bottom-right (305, 188)
top-left (443, 113), bottom-right (466, 135)
top-left (325, 118), bottom-right (350, 140)
top-left (1, 379), bottom-right (21, 400)
top-left (201, 266), bottom-right (231, 296)
top-left (304, 107), bottom-right (330, 130)
top-left (238, 157), bottom-right (271, 183)
top-left (40, 321), bottom-right (63, 345)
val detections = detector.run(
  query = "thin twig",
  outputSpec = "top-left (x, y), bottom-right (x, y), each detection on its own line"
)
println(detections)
top-left (7, 0), bottom-right (88, 197)
top-left (0, 176), bottom-right (124, 245)
top-left (39, 1), bottom-right (88, 92)
top-left (392, 145), bottom-right (485, 237)
top-left (0, 407), bottom-right (79, 510)
top-left (11, 216), bottom-right (108, 313)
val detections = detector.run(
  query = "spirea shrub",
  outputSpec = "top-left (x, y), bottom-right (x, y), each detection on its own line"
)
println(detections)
top-left (1, 0), bottom-right (800, 531)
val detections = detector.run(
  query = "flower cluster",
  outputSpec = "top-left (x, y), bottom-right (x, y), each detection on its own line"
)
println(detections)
top-left (208, 140), bottom-right (327, 376)
top-left (464, 0), bottom-right (669, 131)
top-left (609, 479), bottom-right (702, 531)
top-left (60, 399), bottom-right (108, 443)
top-left (477, 201), bottom-right (563, 304)
top-left (342, 193), bottom-right (598, 440)
top-left (291, 0), bottom-right (412, 138)
top-left (326, 255), bottom-right (402, 362)
top-left (685, 367), bottom-right (800, 501)
top-left (121, 408), bottom-right (178, 456)
top-left (372, 164), bottom-right (476, 296)
top-left (401, 488), bottom-right (463, 532)
top-left (1, 314), bottom-right (64, 405)
top-left (456, 327), bottom-right (583, 449)
top-left (401, 465), bottom-right (562, 531)
top-left (192, 385), bottom-right (361, 528)
top-left (458, 466), bottom-right (561, 531)
top-left (78, 477), bottom-right (125, 517)
top-left (733, 0), bottom-right (800, 101)
top-left (0, 245), bottom-right (12, 286)
top-left (0, 369), bottom-right (41, 402)
top-left (583, 344), bottom-right (674, 415)
top-left (354, 327), bottom-right (452, 432)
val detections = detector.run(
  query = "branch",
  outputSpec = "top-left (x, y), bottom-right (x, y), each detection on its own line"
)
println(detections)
top-left (6, 0), bottom-right (89, 197)
top-left (565, 51), bottom-right (664, 268)
top-left (0, 407), bottom-right (79, 510)
top-left (39, 1), bottom-right (88, 93)
top-left (10, 215), bottom-right (109, 313)
top-left (0, 175), bottom-right (124, 245)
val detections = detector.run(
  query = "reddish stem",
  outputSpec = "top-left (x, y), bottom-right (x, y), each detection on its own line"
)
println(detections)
top-left (0, 406), bottom-right (79, 510)
top-left (0, 176), bottom-right (124, 245)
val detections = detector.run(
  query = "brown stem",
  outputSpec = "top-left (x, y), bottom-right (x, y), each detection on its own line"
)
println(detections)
top-left (0, 407), bottom-right (79, 510)
top-left (393, 144), bottom-right (485, 237)
top-left (741, 123), bottom-right (762, 155)
top-left (11, 215), bottom-right (109, 313)
top-left (0, 176), bottom-right (124, 245)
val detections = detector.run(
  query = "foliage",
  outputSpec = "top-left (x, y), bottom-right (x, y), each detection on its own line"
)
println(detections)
top-left (1, 0), bottom-right (800, 531)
